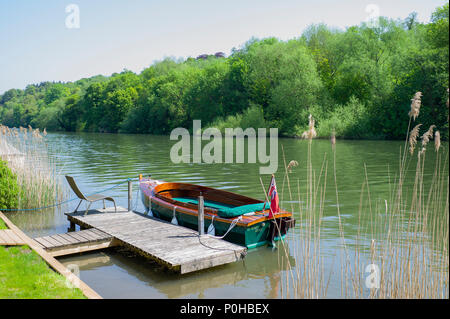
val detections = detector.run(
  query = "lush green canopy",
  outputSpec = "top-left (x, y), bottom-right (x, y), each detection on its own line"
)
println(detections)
top-left (1, 3), bottom-right (448, 139)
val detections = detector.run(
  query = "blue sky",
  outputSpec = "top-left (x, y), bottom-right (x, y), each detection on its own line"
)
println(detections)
top-left (0, 0), bottom-right (446, 94)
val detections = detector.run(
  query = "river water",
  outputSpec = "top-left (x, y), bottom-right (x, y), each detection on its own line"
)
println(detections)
top-left (6, 132), bottom-right (448, 298)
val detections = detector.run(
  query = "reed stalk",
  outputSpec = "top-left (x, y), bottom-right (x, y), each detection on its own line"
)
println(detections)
top-left (275, 91), bottom-right (448, 299)
top-left (0, 124), bottom-right (68, 211)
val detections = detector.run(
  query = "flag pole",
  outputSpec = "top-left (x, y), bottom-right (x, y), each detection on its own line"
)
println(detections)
top-left (262, 174), bottom-right (274, 213)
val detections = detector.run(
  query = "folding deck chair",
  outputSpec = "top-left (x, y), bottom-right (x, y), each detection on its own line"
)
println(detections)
top-left (65, 175), bottom-right (117, 215)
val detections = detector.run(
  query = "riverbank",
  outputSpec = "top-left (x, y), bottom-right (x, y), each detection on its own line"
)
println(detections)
top-left (0, 245), bottom-right (86, 298)
top-left (1, 2), bottom-right (448, 140)
top-left (0, 212), bottom-right (101, 299)
top-left (31, 129), bottom-right (450, 141)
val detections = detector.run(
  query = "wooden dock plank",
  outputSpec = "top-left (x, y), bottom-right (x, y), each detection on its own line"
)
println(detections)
top-left (65, 207), bottom-right (247, 274)
top-left (34, 229), bottom-right (115, 253)
top-left (47, 239), bottom-right (118, 257)
top-left (77, 230), bottom-right (104, 241)
top-left (33, 236), bottom-right (54, 248)
top-left (0, 229), bottom-right (26, 245)
top-left (64, 229), bottom-right (109, 243)
top-left (39, 236), bottom-right (61, 248)
top-left (33, 230), bottom-right (117, 257)
top-left (50, 234), bottom-right (73, 246)
top-left (0, 231), bottom-right (8, 244)
top-left (9, 230), bottom-right (26, 244)
top-left (86, 229), bottom-right (111, 240)
top-left (68, 230), bottom-right (94, 242)
top-left (89, 228), bottom-right (110, 238)
top-left (65, 232), bottom-right (89, 243)
top-left (0, 229), bottom-right (25, 246)
top-left (54, 234), bottom-right (78, 245)
top-left (0, 230), bottom-right (13, 244)
top-left (2, 230), bottom-right (17, 244)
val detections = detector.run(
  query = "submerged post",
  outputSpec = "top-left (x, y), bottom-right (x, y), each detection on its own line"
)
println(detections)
top-left (128, 179), bottom-right (132, 212)
top-left (198, 193), bottom-right (204, 236)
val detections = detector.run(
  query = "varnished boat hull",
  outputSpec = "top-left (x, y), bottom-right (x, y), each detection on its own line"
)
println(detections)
top-left (140, 178), bottom-right (295, 249)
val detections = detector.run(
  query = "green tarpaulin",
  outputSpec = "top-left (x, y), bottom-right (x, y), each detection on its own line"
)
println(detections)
top-left (172, 197), bottom-right (269, 218)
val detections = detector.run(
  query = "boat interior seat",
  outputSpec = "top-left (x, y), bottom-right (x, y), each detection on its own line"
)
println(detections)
top-left (172, 197), bottom-right (234, 210)
top-left (172, 197), bottom-right (270, 218)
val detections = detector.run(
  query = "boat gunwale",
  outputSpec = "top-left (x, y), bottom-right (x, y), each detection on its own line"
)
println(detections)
top-left (140, 181), bottom-right (293, 227)
top-left (154, 182), bottom-right (261, 205)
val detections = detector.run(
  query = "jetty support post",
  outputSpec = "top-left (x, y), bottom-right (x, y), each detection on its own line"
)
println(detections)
top-left (128, 179), bottom-right (132, 212)
top-left (198, 194), bottom-right (204, 236)
top-left (68, 220), bottom-right (76, 232)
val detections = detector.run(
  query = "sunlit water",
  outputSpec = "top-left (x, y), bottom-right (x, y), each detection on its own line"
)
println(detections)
top-left (6, 132), bottom-right (448, 298)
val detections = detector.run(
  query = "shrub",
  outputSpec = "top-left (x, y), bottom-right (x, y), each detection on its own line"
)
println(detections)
top-left (209, 104), bottom-right (268, 133)
top-left (316, 96), bottom-right (372, 138)
top-left (0, 160), bottom-right (19, 209)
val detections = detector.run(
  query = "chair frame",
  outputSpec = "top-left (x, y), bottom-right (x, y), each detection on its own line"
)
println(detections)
top-left (65, 175), bottom-right (117, 216)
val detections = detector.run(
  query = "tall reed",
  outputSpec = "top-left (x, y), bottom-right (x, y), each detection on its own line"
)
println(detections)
top-left (275, 118), bottom-right (330, 298)
top-left (0, 124), bottom-right (68, 210)
top-left (276, 92), bottom-right (448, 299)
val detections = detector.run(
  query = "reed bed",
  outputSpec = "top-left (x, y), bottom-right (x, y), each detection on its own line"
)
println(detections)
top-left (274, 115), bottom-right (330, 298)
top-left (276, 95), bottom-right (449, 299)
top-left (0, 124), bottom-right (68, 211)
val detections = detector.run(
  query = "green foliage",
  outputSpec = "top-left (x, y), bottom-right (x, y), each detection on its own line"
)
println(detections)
top-left (0, 160), bottom-right (19, 209)
top-left (428, 2), bottom-right (449, 49)
top-left (44, 83), bottom-right (70, 104)
top-left (238, 39), bottom-right (322, 135)
top-left (31, 106), bottom-right (60, 131)
top-left (0, 3), bottom-right (448, 139)
top-left (58, 94), bottom-right (83, 131)
top-left (315, 97), bottom-right (373, 138)
top-left (210, 103), bottom-right (267, 133)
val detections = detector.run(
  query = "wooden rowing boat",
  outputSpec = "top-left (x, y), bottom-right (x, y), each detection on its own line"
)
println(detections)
top-left (139, 176), bottom-right (295, 249)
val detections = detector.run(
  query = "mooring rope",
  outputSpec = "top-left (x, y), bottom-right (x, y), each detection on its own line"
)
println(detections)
top-left (196, 215), bottom-right (245, 253)
top-left (204, 215), bottom-right (243, 240)
top-left (0, 177), bottom-right (139, 212)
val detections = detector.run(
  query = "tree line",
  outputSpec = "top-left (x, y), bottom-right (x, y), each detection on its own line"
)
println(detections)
top-left (1, 3), bottom-right (448, 139)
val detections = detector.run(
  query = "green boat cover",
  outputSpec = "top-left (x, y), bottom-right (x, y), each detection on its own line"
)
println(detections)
top-left (217, 202), bottom-right (269, 218)
top-left (172, 197), bottom-right (269, 218)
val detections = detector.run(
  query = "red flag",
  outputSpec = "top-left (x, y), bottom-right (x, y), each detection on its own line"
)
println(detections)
top-left (267, 175), bottom-right (279, 218)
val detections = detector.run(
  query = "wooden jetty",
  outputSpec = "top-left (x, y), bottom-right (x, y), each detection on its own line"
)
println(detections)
top-left (65, 206), bottom-right (247, 274)
top-left (34, 228), bottom-right (118, 257)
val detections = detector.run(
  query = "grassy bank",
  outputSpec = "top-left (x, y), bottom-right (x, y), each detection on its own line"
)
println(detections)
top-left (0, 216), bottom-right (87, 299)
top-left (0, 124), bottom-right (83, 298)
top-left (0, 244), bottom-right (86, 299)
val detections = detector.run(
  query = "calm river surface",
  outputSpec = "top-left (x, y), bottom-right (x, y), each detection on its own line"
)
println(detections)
top-left (7, 132), bottom-right (448, 298)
